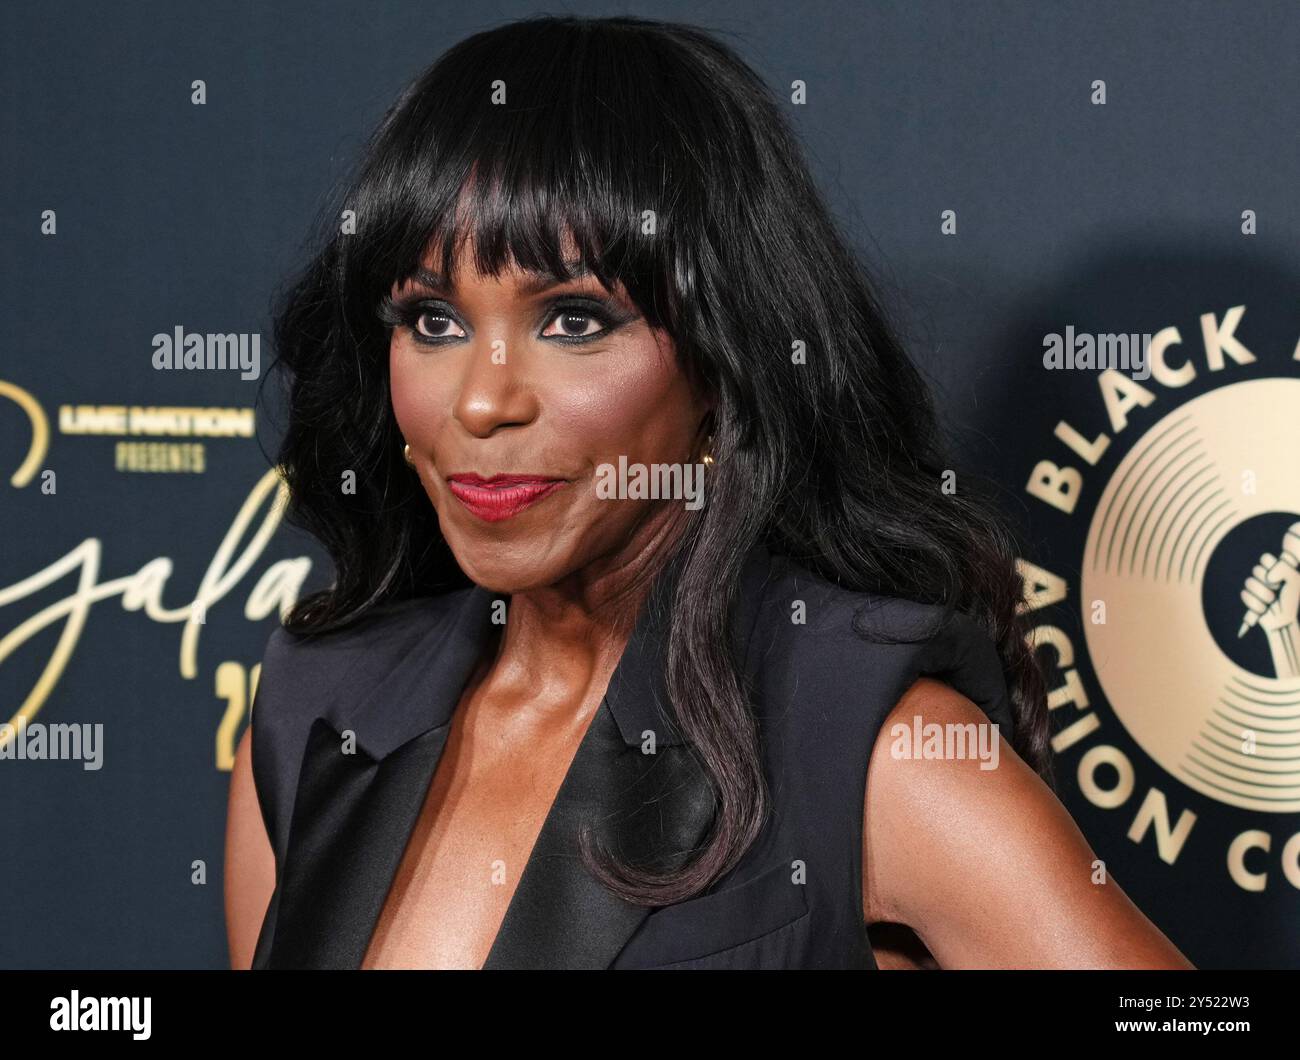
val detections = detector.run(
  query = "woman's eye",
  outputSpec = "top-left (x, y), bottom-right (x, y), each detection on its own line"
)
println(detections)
top-left (414, 311), bottom-right (466, 340)
top-left (541, 309), bottom-right (608, 340)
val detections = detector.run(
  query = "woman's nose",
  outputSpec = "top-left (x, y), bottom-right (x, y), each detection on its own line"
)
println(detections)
top-left (450, 333), bottom-right (539, 437)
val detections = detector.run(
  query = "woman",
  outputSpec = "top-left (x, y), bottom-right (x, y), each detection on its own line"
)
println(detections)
top-left (223, 14), bottom-right (1193, 970)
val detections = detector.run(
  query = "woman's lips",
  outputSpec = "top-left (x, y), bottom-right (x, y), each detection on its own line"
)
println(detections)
top-left (445, 473), bottom-right (566, 522)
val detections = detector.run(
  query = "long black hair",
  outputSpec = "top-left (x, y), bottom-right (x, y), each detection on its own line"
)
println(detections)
top-left (267, 14), bottom-right (1052, 906)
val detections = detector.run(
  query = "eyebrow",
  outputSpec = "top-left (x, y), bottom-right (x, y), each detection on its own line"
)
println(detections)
top-left (402, 261), bottom-right (601, 297)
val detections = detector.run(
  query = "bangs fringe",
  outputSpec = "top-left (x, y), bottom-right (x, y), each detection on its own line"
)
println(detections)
top-left (346, 17), bottom-right (712, 331)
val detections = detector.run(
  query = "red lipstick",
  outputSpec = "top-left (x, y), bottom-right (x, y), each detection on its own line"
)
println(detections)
top-left (445, 473), bottom-right (566, 522)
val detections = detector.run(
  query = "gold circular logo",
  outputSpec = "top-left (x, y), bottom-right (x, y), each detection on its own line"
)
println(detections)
top-left (1082, 378), bottom-right (1300, 812)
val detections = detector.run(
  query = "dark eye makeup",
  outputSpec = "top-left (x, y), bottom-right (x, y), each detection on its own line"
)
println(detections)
top-left (376, 292), bottom-right (636, 348)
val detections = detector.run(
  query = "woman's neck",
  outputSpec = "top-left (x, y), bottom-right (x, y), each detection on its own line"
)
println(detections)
top-left (469, 505), bottom-right (688, 734)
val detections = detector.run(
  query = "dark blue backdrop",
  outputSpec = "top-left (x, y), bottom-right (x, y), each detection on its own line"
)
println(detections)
top-left (1, 0), bottom-right (1297, 968)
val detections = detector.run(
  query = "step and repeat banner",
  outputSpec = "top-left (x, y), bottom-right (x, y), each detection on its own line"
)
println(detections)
top-left (1, 2), bottom-right (1296, 968)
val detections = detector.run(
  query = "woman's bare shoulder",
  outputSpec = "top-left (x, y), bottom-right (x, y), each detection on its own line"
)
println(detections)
top-left (862, 677), bottom-right (1194, 969)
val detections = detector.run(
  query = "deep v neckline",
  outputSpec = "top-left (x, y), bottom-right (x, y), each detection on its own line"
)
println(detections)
top-left (360, 641), bottom-right (612, 970)
top-left (251, 543), bottom-right (773, 969)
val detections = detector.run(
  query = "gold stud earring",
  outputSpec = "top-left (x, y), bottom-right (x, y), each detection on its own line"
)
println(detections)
top-left (403, 442), bottom-right (414, 465)
top-left (701, 434), bottom-right (715, 467)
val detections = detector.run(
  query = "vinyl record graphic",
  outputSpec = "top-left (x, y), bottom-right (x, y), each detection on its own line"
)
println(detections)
top-left (1082, 378), bottom-right (1300, 812)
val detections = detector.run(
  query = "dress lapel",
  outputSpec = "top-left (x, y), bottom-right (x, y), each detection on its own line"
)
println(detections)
top-left (252, 543), bottom-right (774, 970)
top-left (251, 585), bottom-right (497, 969)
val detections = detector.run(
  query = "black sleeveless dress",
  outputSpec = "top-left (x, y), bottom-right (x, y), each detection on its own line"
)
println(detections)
top-left (247, 542), bottom-right (1016, 969)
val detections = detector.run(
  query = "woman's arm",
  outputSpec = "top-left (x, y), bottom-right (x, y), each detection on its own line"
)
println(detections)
top-left (223, 726), bottom-right (277, 970)
top-left (862, 677), bottom-right (1195, 969)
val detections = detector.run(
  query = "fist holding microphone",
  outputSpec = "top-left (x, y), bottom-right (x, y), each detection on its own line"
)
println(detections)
top-left (1238, 521), bottom-right (1300, 638)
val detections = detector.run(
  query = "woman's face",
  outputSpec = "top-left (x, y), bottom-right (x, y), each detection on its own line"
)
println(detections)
top-left (389, 240), bottom-right (712, 595)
